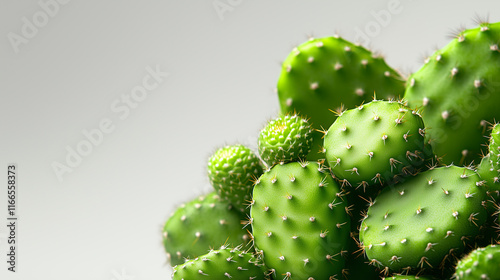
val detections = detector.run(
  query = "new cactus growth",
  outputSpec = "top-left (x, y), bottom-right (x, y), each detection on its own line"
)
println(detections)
top-left (404, 21), bottom-right (500, 165)
top-left (251, 161), bottom-right (350, 279)
top-left (277, 36), bottom-right (405, 160)
top-left (208, 144), bottom-right (263, 213)
top-left (258, 113), bottom-right (313, 167)
top-left (454, 244), bottom-right (500, 280)
top-left (324, 100), bottom-right (427, 189)
top-left (162, 192), bottom-right (250, 266)
top-left (359, 165), bottom-right (487, 274)
top-left (172, 246), bottom-right (267, 280)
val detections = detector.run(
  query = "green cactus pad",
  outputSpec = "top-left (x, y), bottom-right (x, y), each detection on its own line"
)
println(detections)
top-left (477, 155), bottom-right (500, 207)
top-left (162, 193), bottom-right (250, 266)
top-left (208, 145), bottom-right (263, 213)
top-left (477, 123), bottom-right (500, 209)
top-left (251, 161), bottom-right (350, 279)
top-left (454, 244), bottom-right (500, 280)
top-left (258, 114), bottom-right (314, 167)
top-left (477, 155), bottom-right (500, 191)
top-left (324, 100), bottom-right (427, 189)
top-left (277, 36), bottom-right (405, 161)
top-left (172, 246), bottom-right (267, 280)
top-left (359, 166), bottom-right (487, 273)
top-left (404, 22), bottom-right (500, 165)
top-left (488, 123), bottom-right (500, 166)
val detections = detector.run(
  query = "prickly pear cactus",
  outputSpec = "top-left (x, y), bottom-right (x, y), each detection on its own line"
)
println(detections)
top-left (258, 113), bottom-right (313, 167)
top-left (454, 244), bottom-right (500, 280)
top-left (251, 161), bottom-right (351, 279)
top-left (208, 144), bottom-right (263, 213)
top-left (359, 166), bottom-right (487, 274)
top-left (404, 21), bottom-right (500, 165)
top-left (162, 192), bottom-right (250, 266)
top-left (172, 246), bottom-right (267, 280)
top-left (277, 36), bottom-right (406, 160)
top-left (324, 100), bottom-right (427, 189)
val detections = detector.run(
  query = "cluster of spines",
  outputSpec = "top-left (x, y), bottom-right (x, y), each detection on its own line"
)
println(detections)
top-left (258, 113), bottom-right (313, 167)
top-left (207, 144), bottom-right (263, 213)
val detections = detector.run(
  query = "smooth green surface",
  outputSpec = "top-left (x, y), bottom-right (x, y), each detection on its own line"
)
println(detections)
top-left (359, 166), bottom-right (487, 272)
top-left (162, 193), bottom-right (249, 266)
top-left (405, 22), bottom-right (500, 165)
top-left (251, 161), bottom-right (350, 279)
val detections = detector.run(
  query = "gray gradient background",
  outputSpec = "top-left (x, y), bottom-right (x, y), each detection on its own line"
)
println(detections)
top-left (1, 1), bottom-right (500, 279)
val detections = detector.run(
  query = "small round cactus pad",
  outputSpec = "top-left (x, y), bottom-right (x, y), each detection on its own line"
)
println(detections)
top-left (324, 100), bottom-right (426, 189)
top-left (162, 193), bottom-right (250, 266)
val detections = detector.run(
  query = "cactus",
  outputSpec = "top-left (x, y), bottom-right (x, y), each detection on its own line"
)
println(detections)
top-left (162, 192), bottom-right (250, 266)
top-left (258, 113), bottom-right (314, 167)
top-left (172, 246), bottom-right (267, 280)
top-left (404, 21), bottom-right (500, 166)
top-left (359, 165), bottom-right (487, 274)
top-left (208, 144), bottom-right (263, 213)
top-left (324, 100), bottom-right (427, 190)
top-left (454, 244), bottom-right (500, 280)
top-left (250, 161), bottom-right (351, 279)
top-left (277, 36), bottom-right (406, 161)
